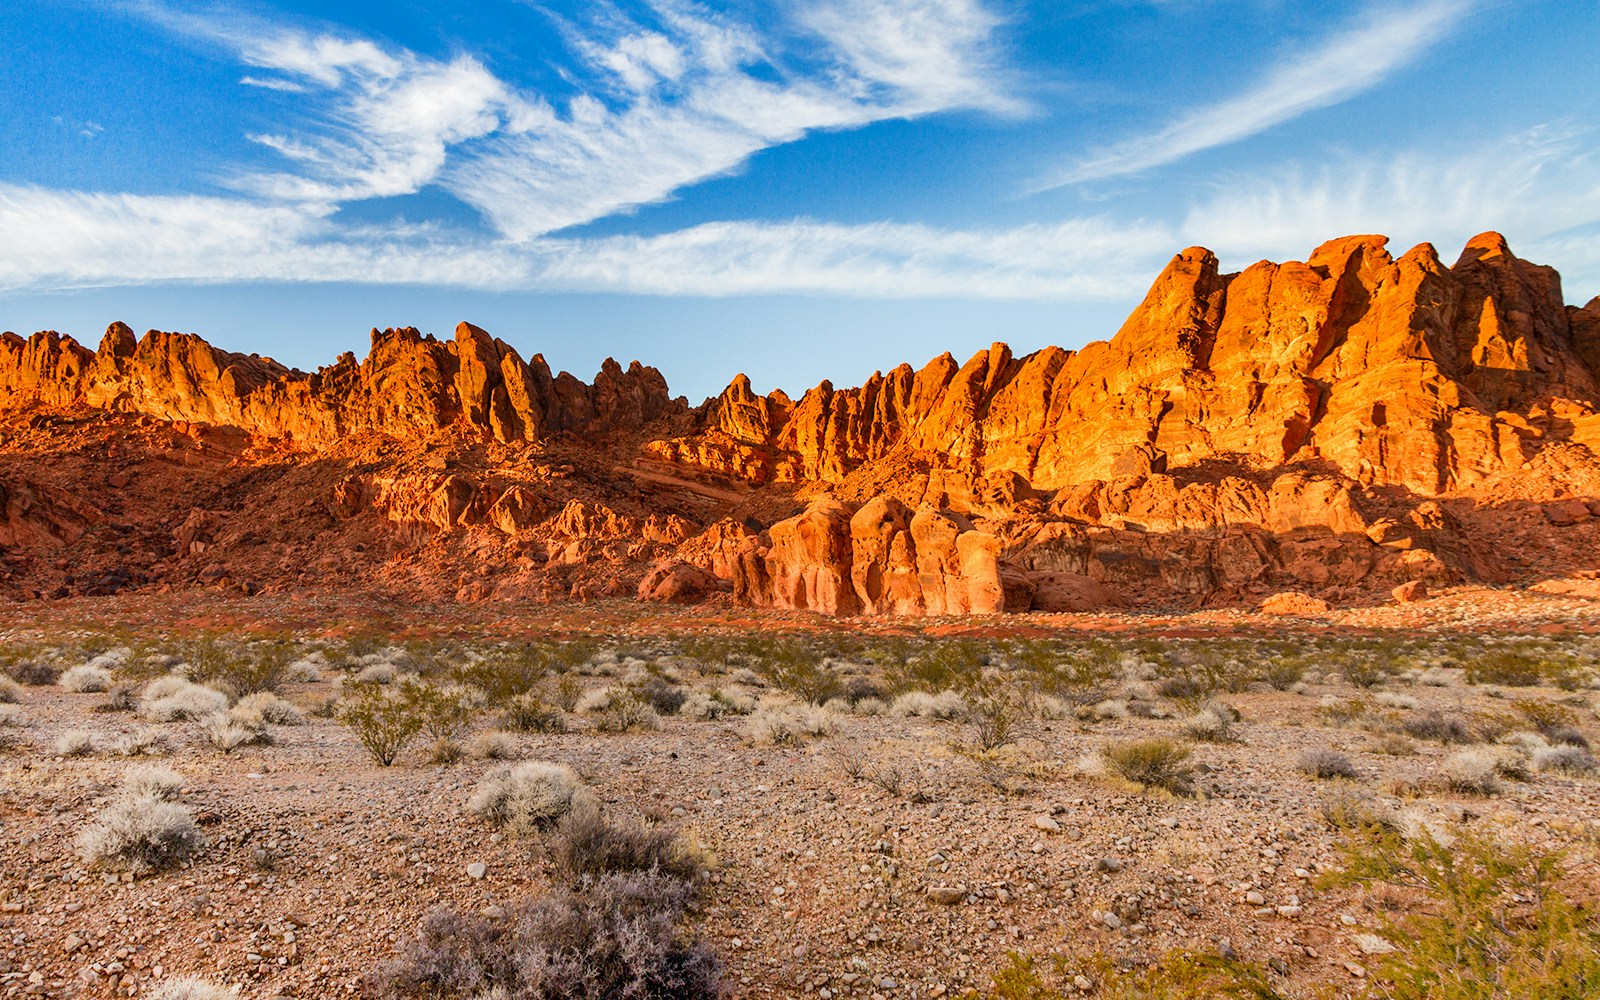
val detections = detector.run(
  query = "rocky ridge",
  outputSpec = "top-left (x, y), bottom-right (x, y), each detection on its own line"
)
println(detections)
top-left (3, 232), bottom-right (1600, 614)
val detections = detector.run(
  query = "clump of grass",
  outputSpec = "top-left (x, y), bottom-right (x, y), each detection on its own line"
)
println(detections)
top-left (1182, 700), bottom-right (1242, 743)
top-left (1401, 710), bottom-right (1476, 745)
top-left (60, 664), bottom-right (112, 693)
top-left (1533, 745), bottom-right (1597, 776)
top-left (889, 689), bottom-right (966, 719)
top-left (108, 728), bottom-right (169, 757)
top-left (138, 676), bottom-right (230, 723)
top-left (54, 729), bottom-right (97, 758)
top-left (1438, 749), bottom-right (1503, 796)
top-left (233, 691), bottom-right (304, 726)
top-left (468, 761), bottom-right (595, 835)
top-left (198, 711), bottom-right (273, 752)
top-left (548, 809), bottom-right (710, 885)
top-left (1298, 747), bottom-right (1360, 780)
top-left (427, 737), bottom-right (465, 766)
top-left (76, 767), bottom-right (203, 873)
top-left (122, 764), bottom-right (184, 800)
top-left (0, 675), bottom-right (22, 703)
top-left (1101, 738), bottom-right (1195, 796)
top-left (148, 979), bottom-right (241, 1000)
top-left (741, 704), bottom-right (839, 746)
top-left (469, 730), bottom-right (520, 760)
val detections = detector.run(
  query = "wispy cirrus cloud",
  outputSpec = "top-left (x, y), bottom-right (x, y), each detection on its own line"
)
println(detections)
top-left (1038, 0), bottom-right (1472, 188)
top-left (1181, 125), bottom-right (1600, 295)
top-left (147, 0), bottom-right (1021, 239)
top-left (0, 181), bottom-right (1168, 299)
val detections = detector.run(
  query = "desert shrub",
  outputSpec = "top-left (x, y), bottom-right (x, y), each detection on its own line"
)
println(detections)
top-left (1102, 739), bottom-right (1194, 795)
top-left (180, 637), bottom-right (293, 696)
top-left (504, 692), bottom-right (566, 734)
top-left (741, 704), bottom-right (839, 746)
top-left (138, 679), bottom-right (228, 723)
top-left (453, 644), bottom-right (551, 702)
top-left (889, 689), bottom-right (966, 719)
top-left (1375, 691), bottom-right (1419, 710)
top-left (594, 690), bottom-right (661, 733)
top-left (0, 675), bottom-right (21, 703)
top-left (960, 682), bottom-right (1036, 753)
top-left (397, 682), bottom-right (477, 741)
top-left (677, 691), bottom-right (726, 721)
top-left (1260, 655), bottom-right (1307, 691)
top-left (1439, 749), bottom-right (1503, 795)
top-left (199, 711), bottom-right (272, 752)
top-left (987, 949), bottom-right (1286, 1000)
top-left (354, 662), bottom-right (398, 685)
top-left (122, 764), bottom-right (184, 800)
top-left (98, 682), bottom-right (136, 712)
top-left (108, 728), bottom-right (169, 757)
top-left (54, 729), bottom-right (96, 757)
top-left (553, 674), bottom-right (583, 712)
top-left (148, 979), bottom-right (241, 1000)
top-left (548, 810), bottom-right (709, 885)
top-left (428, 737), bottom-right (466, 765)
top-left (1401, 710), bottom-right (1475, 744)
top-left (60, 664), bottom-right (112, 692)
top-left (339, 681), bottom-right (425, 766)
top-left (7, 660), bottom-right (59, 686)
top-left (366, 872), bottom-right (720, 1000)
top-left (468, 761), bottom-right (595, 835)
top-left (234, 691), bottom-right (305, 726)
top-left (1341, 656), bottom-right (1397, 689)
top-left (77, 791), bottom-right (202, 872)
top-left (1534, 745), bottom-right (1598, 776)
top-left (1465, 650), bottom-right (1566, 688)
top-left (470, 731), bottom-right (521, 761)
top-left (1182, 700), bottom-right (1242, 743)
top-left (633, 676), bottom-right (688, 716)
top-left (1317, 793), bottom-right (1399, 834)
top-left (1327, 827), bottom-right (1600, 999)
top-left (753, 642), bottom-right (841, 704)
top-left (1297, 748), bottom-right (1359, 779)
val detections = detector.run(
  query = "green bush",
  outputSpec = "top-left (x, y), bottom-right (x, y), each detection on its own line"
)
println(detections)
top-left (339, 681), bottom-right (425, 766)
top-left (1326, 827), bottom-right (1600, 999)
top-left (1102, 738), bottom-right (1195, 796)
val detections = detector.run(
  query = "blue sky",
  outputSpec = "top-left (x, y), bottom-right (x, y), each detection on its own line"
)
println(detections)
top-left (1, 0), bottom-right (1597, 401)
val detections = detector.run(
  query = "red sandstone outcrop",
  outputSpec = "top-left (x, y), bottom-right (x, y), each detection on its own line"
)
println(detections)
top-left (3, 233), bottom-right (1599, 614)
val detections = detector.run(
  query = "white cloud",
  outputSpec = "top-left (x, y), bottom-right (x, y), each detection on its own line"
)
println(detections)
top-left (1040, 0), bottom-right (1470, 187)
top-left (0, 181), bottom-right (1168, 299)
top-left (174, 1), bottom-right (1019, 240)
top-left (1180, 126), bottom-right (1600, 298)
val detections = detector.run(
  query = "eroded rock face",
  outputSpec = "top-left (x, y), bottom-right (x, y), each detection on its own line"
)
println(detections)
top-left (649, 233), bottom-right (1600, 499)
top-left (0, 321), bottom-right (682, 447)
top-left (3, 232), bottom-right (1598, 613)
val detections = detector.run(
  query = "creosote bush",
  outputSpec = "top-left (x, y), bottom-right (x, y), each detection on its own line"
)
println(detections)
top-left (339, 681), bottom-right (425, 766)
top-left (1101, 738), bottom-right (1195, 796)
top-left (1325, 827), bottom-right (1600, 998)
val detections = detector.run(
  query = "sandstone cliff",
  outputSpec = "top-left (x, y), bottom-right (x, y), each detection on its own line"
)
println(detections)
top-left (3, 233), bottom-right (1598, 615)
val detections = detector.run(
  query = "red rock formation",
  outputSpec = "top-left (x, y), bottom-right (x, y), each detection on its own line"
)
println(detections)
top-left (2, 233), bottom-right (1598, 614)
